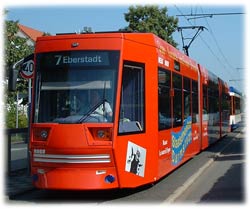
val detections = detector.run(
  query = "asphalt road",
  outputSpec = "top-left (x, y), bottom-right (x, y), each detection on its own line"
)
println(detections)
top-left (8, 125), bottom-right (245, 204)
top-left (174, 128), bottom-right (245, 203)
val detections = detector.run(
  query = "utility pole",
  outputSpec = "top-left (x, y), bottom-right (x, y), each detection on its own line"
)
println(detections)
top-left (16, 92), bottom-right (19, 128)
top-left (177, 26), bottom-right (207, 56)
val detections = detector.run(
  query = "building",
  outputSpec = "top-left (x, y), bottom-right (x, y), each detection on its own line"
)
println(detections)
top-left (17, 23), bottom-right (44, 46)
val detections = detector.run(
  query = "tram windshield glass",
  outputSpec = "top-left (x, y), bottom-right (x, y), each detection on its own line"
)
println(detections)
top-left (34, 50), bottom-right (120, 123)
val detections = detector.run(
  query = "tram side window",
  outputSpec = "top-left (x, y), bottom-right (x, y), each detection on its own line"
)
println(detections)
top-left (222, 86), bottom-right (230, 113)
top-left (235, 97), bottom-right (241, 114)
top-left (203, 85), bottom-right (208, 114)
top-left (208, 81), bottom-right (219, 113)
top-left (192, 80), bottom-right (199, 123)
top-left (118, 61), bottom-right (145, 134)
top-left (221, 88), bottom-right (230, 121)
top-left (173, 73), bottom-right (183, 127)
top-left (158, 68), bottom-right (171, 130)
top-left (231, 96), bottom-right (235, 115)
top-left (183, 77), bottom-right (191, 120)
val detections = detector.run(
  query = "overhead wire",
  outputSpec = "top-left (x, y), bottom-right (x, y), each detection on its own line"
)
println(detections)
top-left (197, 6), bottom-right (243, 91)
top-left (174, 5), bottom-right (241, 90)
top-left (174, 5), bottom-right (226, 68)
top-left (199, 7), bottom-right (236, 76)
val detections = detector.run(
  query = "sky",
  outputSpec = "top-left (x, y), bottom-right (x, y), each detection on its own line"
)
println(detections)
top-left (3, 2), bottom-right (247, 94)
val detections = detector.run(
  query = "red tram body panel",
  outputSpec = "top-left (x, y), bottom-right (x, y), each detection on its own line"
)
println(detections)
top-left (29, 33), bottom-right (230, 190)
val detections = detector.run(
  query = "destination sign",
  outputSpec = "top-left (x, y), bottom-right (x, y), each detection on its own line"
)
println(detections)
top-left (39, 51), bottom-right (111, 69)
top-left (55, 55), bottom-right (103, 65)
top-left (54, 52), bottom-right (110, 66)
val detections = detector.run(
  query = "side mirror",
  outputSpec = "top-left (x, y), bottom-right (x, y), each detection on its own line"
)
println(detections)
top-left (8, 68), bottom-right (18, 91)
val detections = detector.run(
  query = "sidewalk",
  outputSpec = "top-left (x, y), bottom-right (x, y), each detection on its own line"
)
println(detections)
top-left (5, 169), bottom-right (34, 198)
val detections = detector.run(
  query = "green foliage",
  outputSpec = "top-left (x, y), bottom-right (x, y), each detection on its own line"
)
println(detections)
top-left (6, 104), bottom-right (28, 128)
top-left (5, 20), bottom-right (34, 72)
top-left (122, 5), bottom-right (179, 47)
top-left (4, 18), bottom-right (33, 128)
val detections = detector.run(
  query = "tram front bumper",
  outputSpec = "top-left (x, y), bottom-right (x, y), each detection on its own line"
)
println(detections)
top-left (32, 167), bottom-right (119, 190)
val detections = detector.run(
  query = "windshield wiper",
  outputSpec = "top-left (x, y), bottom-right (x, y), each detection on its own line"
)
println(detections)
top-left (78, 81), bottom-right (108, 123)
top-left (77, 99), bottom-right (107, 123)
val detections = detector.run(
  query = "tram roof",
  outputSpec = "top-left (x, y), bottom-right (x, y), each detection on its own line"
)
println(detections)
top-left (229, 86), bottom-right (242, 96)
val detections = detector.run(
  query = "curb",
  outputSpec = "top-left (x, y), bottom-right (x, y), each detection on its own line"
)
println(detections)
top-left (165, 158), bottom-right (214, 203)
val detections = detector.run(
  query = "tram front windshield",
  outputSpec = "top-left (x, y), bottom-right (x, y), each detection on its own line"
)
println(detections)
top-left (34, 50), bottom-right (120, 123)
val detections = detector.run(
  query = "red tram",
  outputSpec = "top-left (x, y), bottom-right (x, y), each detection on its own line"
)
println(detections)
top-left (27, 32), bottom-right (231, 190)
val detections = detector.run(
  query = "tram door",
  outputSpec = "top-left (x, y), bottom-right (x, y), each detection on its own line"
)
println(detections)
top-left (115, 61), bottom-right (151, 188)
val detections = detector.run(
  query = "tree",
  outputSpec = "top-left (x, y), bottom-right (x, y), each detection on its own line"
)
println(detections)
top-left (5, 20), bottom-right (34, 76)
top-left (122, 5), bottom-right (178, 47)
top-left (4, 19), bottom-right (34, 128)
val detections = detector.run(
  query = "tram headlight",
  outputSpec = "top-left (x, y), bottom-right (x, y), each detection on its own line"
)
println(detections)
top-left (40, 130), bottom-right (48, 139)
top-left (97, 130), bottom-right (105, 138)
top-left (89, 127), bottom-right (112, 141)
top-left (33, 127), bottom-right (51, 141)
